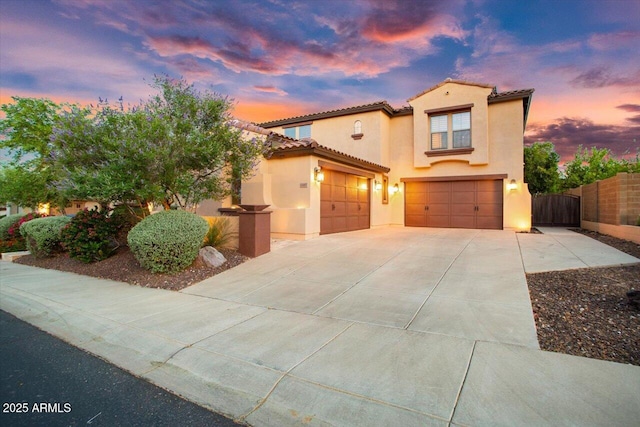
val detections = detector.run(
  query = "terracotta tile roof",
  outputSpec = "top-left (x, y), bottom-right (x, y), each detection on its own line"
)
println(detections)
top-left (230, 119), bottom-right (390, 173)
top-left (259, 101), bottom-right (410, 128)
top-left (407, 78), bottom-right (495, 102)
top-left (487, 88), bottom-right (535, 103)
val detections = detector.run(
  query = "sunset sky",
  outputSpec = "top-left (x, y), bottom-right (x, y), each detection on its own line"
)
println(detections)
top-left (1, 0), bottom-right (638, 163)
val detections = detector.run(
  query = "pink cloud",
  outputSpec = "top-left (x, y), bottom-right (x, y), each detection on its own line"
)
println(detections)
top-left (253, 86), bottom-right (288, 96)
top-left (588, 31), bottom-right (640, 50)
top-left (570, 66), bottom-right (640, 89)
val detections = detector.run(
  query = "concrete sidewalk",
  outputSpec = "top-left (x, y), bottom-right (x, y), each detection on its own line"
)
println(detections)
top-left (1, 227), bottom-right (639, 426)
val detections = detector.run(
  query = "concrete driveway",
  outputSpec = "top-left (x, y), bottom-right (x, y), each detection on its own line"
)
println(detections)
top-left (1, 227), bottom-right (639, 426)
top-left (186, 227), bottom-right (540, 348)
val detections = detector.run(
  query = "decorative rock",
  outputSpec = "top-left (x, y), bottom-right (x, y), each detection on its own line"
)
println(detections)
top-left (198, 246), bottom-right (227, 268)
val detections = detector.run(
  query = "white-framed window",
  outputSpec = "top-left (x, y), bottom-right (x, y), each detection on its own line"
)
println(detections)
top-left (284, 124), bottom-right (311, 139)
top-left (430, 110), bottom-right (471, 150)
top-left (354, 120), bottom-right (362, 134)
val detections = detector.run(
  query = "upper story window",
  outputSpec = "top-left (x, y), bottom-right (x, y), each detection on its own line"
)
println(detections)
top-left (429, 110), bottom-right (471, 150)
top-left (284, 123), bottom-right (311, 139)
top-left (351, 120), bottom-right (363, 140)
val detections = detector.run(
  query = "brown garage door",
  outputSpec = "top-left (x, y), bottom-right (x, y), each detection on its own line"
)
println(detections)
top-left (405, 179), bottom-right (502, 229)
top-left (321, 170), bottom-right (370, 235)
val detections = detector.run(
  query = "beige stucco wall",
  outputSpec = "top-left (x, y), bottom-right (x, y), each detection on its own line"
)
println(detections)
top-left (268, 110), bottom-right (388, 166)
top-left (410, 82), bottom-right (493, 168)
top-left (242, 155), bottom-right (322, 240)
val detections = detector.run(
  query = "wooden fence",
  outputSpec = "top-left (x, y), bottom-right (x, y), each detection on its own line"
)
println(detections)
top-left (532, 194), bottom-right (580, 227)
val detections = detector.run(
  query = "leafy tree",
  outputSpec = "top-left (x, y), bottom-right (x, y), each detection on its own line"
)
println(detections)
top-left (0, 166), bottom-right (56, 210)
top-left (51, 75), bottom-right (267, 216)
top-left (524, 142), bottom-right (561, 194)
top-left (561, 146), bottom-right (640, 190)
top-left (0, 97), bottom-right (68, 209)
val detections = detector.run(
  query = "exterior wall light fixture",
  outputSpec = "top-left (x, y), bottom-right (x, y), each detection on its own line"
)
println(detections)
top-left (507, 179), bottom-right (517, 192)
top-left (389, 183), bottom-right (400, 195)
top-left (374, 180), bottom-right (383, 191)
top-left (314, 166), bottom-right (325, 183)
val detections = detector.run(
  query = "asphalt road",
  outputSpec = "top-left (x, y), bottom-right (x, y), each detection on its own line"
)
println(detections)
top-left (0, 310), bottom-right (240, 426)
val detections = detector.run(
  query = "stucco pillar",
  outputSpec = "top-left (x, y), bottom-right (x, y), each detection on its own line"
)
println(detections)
top-left (238, 206), bottom-right (271, 257)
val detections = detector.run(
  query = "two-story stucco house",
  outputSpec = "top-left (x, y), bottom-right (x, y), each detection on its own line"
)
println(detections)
top-left (237, 78), bottom-right (534, 239)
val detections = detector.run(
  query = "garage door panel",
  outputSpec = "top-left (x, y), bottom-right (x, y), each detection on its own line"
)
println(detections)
top-left (332, 216), bottom-right (347, 231)
top-left (429, 191), bottom-right (450, 204)
top-left (333, 172), bottom-right (346, 186)
top-left (320, 217), bottom-right (333, 231)
top-left (405, 179), bottom-right (503, 230)
top-left (321, 184), bottom-right (332, 200)
top-left (478, 203), bottom-right (502, 216)
top-left (476, 216), bottom-right (502, 229)
top-left (346, 187), bottom-right (358, 201)
top-left (406, 204), bottom-right (426, 216)
top-left (452, 191), bottom-right (475, 204)
top-left (450, 203), bottom-right (475, 215)
top-left (321, 170), bottom-right (370, 235)
top-left (347, 217), bottom-right (360, 230)
top-left (428, 204), bottom-right (450, 216)
top-left (451, 181), bottom-right (475, 191)
top-left (333, 186), bottom-right (347, 202)
top-left (428, 215), bottom-right (450, 228)
top-left (429, 182), bottom-right (451, 193)
top-left (451, 215), bottom-right (476, 229)
top-left (477, 193), bottom-right (501, 205)
top-left (476, 180), bottom-right (502, 192)
top-left (406, 192), bottom-right (426, 204)
top-left (406, 215), bottom-right (426, 227)
top-left (347, 202), bottom-right (360, 215)
top-left (320, 200), bottom-right (334, 213)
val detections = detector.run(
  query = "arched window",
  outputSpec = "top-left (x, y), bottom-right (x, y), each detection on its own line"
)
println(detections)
top-left (352, 120), bottom-right (363, 139)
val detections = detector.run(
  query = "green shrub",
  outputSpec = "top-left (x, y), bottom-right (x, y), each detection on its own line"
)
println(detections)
top-left (127, 210), bottom-right (209, 273)
top-left (203, 216), bottom-right (235, 248)
top-left (20, 216), bottom-right (71, 258)
top-left (61, 208), bottom-right (119, 263)
top-left (0, 214), bottom-right (25, 240)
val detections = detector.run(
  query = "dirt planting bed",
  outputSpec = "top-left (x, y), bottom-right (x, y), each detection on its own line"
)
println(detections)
top-left (527, 229), bottom-right (640, 366)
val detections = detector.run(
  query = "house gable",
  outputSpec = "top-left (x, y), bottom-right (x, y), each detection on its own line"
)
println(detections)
top-left (409, 80), bottom-right (494, 169)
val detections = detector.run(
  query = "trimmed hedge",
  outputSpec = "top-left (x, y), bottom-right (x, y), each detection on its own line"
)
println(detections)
top-left (0, 214), bottom-right (24, 240)
top-left (127, 210), bottom-right (209, 273)
top-left (20, 216), bottom-right (71, 258)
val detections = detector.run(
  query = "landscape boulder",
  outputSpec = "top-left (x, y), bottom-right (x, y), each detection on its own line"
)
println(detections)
top-left (199, 246), bottom-right (227, 268)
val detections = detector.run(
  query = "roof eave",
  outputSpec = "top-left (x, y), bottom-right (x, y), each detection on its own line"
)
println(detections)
top-left (259, 102), bottom-right (396, 128)
top-left (268, 146), bottom-right (390, 173)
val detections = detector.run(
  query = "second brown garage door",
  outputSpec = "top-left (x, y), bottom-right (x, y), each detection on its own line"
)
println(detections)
top-left (321, 170), bottom-right (370, 235)
top-left (405, 179), bottom-right (503, 229)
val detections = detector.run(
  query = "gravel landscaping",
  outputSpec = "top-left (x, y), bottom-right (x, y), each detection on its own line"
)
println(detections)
top-left (15, 247), bottom-right (248, 291)
top-left (527, 229), bottom-right (640, 366)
